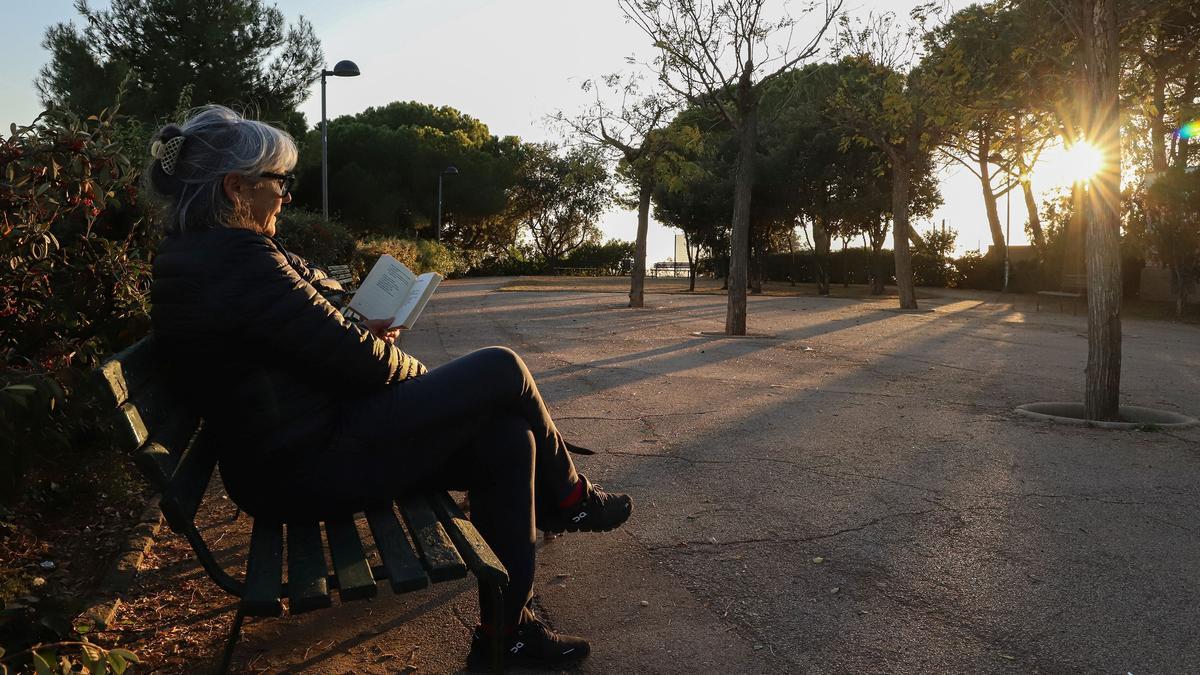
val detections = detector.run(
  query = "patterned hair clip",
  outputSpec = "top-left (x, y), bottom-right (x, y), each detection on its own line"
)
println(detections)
top-left (151, 135), bottom-right (186, 175)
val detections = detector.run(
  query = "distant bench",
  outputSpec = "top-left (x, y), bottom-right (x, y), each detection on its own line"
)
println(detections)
top-left (1036, 273), bottom-right (1087, 314)
top-left (326, 263), bottom-right (356, 290)
top-left (650, 261), bottom-right (690, 278)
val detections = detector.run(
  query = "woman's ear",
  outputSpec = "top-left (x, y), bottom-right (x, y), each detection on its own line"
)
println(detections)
top-left (222, 173), bottom-right (242, 202)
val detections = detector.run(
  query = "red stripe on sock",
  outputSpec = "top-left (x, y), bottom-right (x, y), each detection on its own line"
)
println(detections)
top-left (558, 480), bottom-right (584, 508)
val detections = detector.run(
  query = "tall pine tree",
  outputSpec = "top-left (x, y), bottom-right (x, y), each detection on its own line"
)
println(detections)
top-left (37, 0), bottom-right (322, 135)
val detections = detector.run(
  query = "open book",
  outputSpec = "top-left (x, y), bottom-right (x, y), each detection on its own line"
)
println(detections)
top-left (343, 255), bottom-right (442, 329)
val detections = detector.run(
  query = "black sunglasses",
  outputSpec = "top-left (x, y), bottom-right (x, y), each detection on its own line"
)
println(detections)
top-left (258, 172), bottom-right (296, 197)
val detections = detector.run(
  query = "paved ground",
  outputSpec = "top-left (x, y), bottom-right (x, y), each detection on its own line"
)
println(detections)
top-left (133, 279), bottom-right (1200, 673)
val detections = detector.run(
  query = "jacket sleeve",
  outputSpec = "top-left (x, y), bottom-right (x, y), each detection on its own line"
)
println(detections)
top-left (276, 239), bottom-right (346, 298)
top-left (223, 234), bottom-right (426, 386)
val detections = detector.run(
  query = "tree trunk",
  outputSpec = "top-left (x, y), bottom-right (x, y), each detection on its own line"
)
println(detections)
top-left (788, 231), bottom-right (797, 286)
top-left (978, 126), bottom-right (1006, 256)
top-left (842, 238), bottom-right (851, 288)
top-left (1014, 118), bottom-right (1046, 249)
top-left (1174, 73), bottom-right (1195, 168)
top-left (891, 156), bottom-right (918, 309)
top-left (1022, 177), bottom-right (1045, 249)
top-left (749, 244), bottom-right (763, 295)
top-left (685, 232), bottom-right (697, 292)
top-left (870, 238), bottom-right (886, 295)
top-left (726, 99), bottom-right (757, 335)
top-left (1081, 0), bottom-right (1122, 421)
top-left (628, 180), bottom-right (652, 308)
top-left (814, 218), bottom-right (831, 295)
top-left (1173, 265), bottom-right (1189, 318)
top-left (1150, 66), bottom-right (1168, 173)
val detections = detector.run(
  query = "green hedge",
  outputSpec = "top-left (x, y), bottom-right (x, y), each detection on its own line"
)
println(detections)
top-left (274, 209), bottom-right (357, 268)
top-left (356, 236), bottom-right (466, 280)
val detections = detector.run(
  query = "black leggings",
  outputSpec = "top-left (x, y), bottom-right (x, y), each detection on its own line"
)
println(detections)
top-left (294, 346), bottom-right (581, 626)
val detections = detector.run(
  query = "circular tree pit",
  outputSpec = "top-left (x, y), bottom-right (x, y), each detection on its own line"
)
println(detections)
top-left (1015, 402), bottom-right (1199, 430)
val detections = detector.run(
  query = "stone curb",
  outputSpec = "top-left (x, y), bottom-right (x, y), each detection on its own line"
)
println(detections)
top-left (77, 495), bottom-right (165, 630)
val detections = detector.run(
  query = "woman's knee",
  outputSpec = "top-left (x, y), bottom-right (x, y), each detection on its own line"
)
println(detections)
top-left (476, 346), bottom-right (529, 380)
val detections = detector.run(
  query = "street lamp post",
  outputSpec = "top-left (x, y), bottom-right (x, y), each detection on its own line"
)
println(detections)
top-left (436, 165), bottom-right (458, 241)
top-left (1003, 185), bottom-right (1011, 292)
top-left (321, 59), bottom-right (360, 221)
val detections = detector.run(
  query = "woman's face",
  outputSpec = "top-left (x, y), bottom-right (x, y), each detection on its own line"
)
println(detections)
top-left (224, 170), bottom-right (293, 236)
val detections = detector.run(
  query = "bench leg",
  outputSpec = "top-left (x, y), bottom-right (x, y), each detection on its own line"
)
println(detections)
top-left (485, 582), bottom-right (505, 674)
top-left (217, 609), bottom-right (245, 675)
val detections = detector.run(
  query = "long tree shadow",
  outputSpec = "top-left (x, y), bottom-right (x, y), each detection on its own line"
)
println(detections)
top-left (575, 297), bottom-right (1200, 672)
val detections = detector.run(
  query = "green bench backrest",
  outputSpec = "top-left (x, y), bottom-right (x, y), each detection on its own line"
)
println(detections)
top-left (94, 337), bottom-right (215, 537)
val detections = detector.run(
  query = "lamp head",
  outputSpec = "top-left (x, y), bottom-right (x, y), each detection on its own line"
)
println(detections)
top-left (443, 165), bottom-right (459, 175)
top-left (331, 60), bottom-right (360, 77)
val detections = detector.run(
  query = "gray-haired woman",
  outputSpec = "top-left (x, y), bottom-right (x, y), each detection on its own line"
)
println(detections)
top-left (146, 105), bottom-right (631, 671)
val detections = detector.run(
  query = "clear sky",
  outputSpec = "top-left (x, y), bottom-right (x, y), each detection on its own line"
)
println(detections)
top-left (1, 1), bottom-right (1072, 262)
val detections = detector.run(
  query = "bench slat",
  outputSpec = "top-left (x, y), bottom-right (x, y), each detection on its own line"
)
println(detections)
top-left (94, 336), bottom-right (159, 408)
top-left (429, 492), bottom-right (509, 588)
top-left (399, 495), bottom-right (466, 581)
top-left (324, 515), bottom-right (377, 602)
top-left (116, 402), bottom-right (151, 451)
top-left (242, 520), bottom-right (284, 617)
top-left (364, 505), bottom-right (429, 593)
top-left (111, 385), bottom-right (190, 454)
top-left (286, 521), bottom-right (332, 613)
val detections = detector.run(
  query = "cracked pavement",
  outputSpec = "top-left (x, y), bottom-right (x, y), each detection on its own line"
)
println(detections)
top-left (225, 279), bottom-right (1200, 673)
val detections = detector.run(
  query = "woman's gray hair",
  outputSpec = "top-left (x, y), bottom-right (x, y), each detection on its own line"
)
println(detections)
top-left (145, 105), bottom-right (298, 236)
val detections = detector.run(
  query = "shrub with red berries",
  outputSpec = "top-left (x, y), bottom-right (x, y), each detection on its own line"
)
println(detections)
top-left (1, 106), bottom-right (153, 377)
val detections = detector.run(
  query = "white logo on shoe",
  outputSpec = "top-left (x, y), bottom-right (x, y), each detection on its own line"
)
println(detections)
top-left (571, 511), bottom-right (588, 523)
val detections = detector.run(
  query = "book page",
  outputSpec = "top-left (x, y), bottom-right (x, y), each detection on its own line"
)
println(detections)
top-left (391, 272), bottom-right (443, 329)
top-left (346, 255), bottom-right (415, 321)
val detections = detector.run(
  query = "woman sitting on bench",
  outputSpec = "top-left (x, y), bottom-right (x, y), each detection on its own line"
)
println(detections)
top-left (145, 105), bottom-right (632, 670)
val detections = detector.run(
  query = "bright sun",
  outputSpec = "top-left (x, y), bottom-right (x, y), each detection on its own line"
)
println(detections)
top-left (1035, 141), bottom-right (1106, 186)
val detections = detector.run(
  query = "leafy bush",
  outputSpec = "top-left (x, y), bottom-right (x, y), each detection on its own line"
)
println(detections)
top-left (0, 107), bottom-right (152, 372)
top-left (356, 236), bottom-right (465, 278)
top-left (1144, 167), bottom-right (1200, 311)
top-left (559, 239), bottom-right (636, 275)
top-left (415, 239), bottom-right (468, 277)
top-left (0, 107), bottom-right (151, 498)
top-left (0, 375), bottom-right (64, 505)
top-left (911, 251), bottom-right (959, 288)
top-left (274, 209), bottom-right (357, 268)
top-left (763, 248), bottom-right (894, 285)
top-left (952, 251), bottom-right (999, 290)
top-left (0, 636), bottom-right (139, 674)
top-left (462, 244), bottom-right (548, 277)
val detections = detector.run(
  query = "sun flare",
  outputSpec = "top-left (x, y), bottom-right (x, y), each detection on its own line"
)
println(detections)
top-left (1061, 142), bottom-right (1105, 183)
top-left (1033, 140), bottom-right (1106, 187)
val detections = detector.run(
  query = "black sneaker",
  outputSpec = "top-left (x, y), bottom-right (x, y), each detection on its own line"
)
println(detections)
top-left (540, 475), bottom-right (632, 534)
top-left (466, 617), bottom-right (590, 671)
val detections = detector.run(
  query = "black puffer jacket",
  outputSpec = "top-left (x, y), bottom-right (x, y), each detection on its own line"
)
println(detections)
top-left (151, 227), bottom-right (426, 514)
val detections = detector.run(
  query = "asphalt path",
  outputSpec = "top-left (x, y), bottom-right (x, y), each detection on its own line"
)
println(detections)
top-left (235, 278), bottom-right (1200, 674)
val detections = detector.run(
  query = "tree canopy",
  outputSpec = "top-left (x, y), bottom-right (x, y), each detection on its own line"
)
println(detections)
top-left (290, 101), bottom-right (524, 253)
top-left (37, 0), bottom-right (323, 137)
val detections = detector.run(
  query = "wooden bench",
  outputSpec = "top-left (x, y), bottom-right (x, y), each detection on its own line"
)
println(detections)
top-left (1036, 272), bottom-right (1087, 314)
top-left (326, 263), bottom-right (356, 291)
top-left (94, 337), bottom-right (509, 673)
top-left (650, 261), bottom-right (690, 278)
